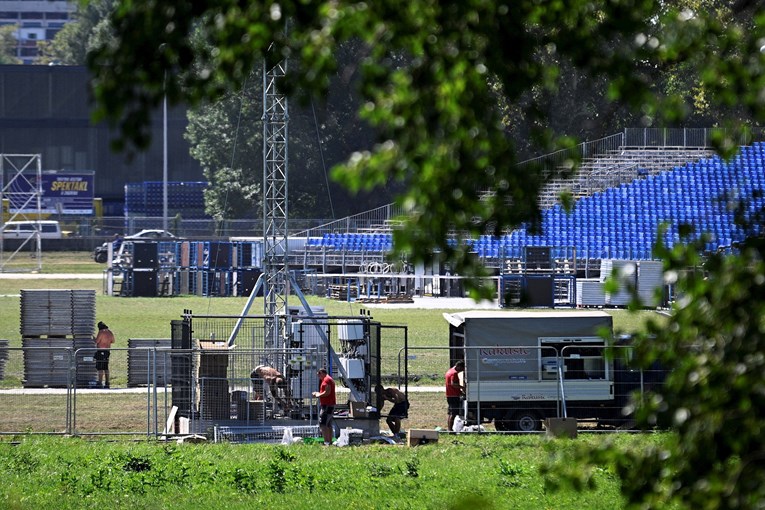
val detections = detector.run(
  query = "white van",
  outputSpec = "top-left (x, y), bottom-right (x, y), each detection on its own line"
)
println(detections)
top-left (2, 220), bottom-right (63, 240)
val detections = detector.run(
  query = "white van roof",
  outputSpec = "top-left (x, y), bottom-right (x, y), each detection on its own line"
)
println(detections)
top-left (5, 220), bottom-right (60, 225)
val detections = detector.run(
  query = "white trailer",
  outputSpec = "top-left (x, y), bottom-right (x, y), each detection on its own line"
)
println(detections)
top-left (444, 310), bottom-right (646, 431)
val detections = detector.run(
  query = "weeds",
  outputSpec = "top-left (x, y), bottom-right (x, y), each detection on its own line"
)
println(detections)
top-left (6, 448), bottom-right (39, 474)
top-left (0, 434), bottom-right (670, 509)
top-left (498, 458), bottom-right (529, 488)
top-left (231, 467), bottom-right (258, 494)
top-left (120, 452), bottom-right (152, 472)
top-left (368, 462), bottom-right (395, 478)
top-left (403, 456), bottom-right (420, 478)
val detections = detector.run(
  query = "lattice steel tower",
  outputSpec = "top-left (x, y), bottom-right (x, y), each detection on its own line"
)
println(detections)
top-left (262, 58), bottom-right (289, 344)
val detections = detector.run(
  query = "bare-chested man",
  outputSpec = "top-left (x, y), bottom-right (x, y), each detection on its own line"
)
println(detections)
top-left (251, 365), bottom-right (292, 413)
top-left (381, 386), bottom-right (409, 436)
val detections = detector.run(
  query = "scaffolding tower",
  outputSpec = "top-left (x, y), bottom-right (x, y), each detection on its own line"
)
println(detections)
top-left (0, 154), bottom-right (43, 272)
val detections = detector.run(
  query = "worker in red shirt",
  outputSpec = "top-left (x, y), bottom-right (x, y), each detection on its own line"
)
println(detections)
top-left (312, 368), bottom-right (336, 445)
top-left (445, 360), bottom-right (465, 431)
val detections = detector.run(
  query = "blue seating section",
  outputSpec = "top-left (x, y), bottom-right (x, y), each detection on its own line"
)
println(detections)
top-left (307, 232), bottom-right (393, 252)
top-left (498, 142), bottom-right (765, 259)
top-left (125, 181), bottom-right (209, 219)
top-left (308, 142), bottom-right (765, 259)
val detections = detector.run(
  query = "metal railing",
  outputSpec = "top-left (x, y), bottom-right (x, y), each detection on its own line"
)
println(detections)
top-left (0, 341), bottom-right (668, 436)
top-left (622, 127), bottom-right (765, 148)
top-left (0, 345), bottom-right (326, 438)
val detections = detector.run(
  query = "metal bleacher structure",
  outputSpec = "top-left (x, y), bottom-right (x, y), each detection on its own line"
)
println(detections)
top-left (109, 128), bottom-right (765, 305)
top-left (289, 128), bottom-right (765, 301)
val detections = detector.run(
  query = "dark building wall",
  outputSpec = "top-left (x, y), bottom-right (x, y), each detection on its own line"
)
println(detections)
top-left (0, 65), bottom-right (203, 215)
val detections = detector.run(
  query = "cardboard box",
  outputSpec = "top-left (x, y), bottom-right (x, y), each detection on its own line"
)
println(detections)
top-left (545, 417), bottom-right (578, 439)
top-left (407, 429), bottom-right (439, 447)
top-left (335, 417), bottom-right (380, 438)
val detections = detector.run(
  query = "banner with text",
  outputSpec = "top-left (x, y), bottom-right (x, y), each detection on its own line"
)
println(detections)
top-left (8, 172), bottom-right (95, 215)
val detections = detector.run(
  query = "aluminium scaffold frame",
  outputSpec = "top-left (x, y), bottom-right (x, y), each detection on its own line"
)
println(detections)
top-left (0, 154), bottom-right (43, 272)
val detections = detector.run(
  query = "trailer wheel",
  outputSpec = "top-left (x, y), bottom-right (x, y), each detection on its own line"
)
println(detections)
top-left (512, 411), bottom-right (542, 432)
top-left (95, 251), bottom-right (107, 263)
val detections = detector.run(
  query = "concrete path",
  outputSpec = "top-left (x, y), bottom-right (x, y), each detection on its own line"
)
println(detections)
top-left (363, 296), bottom-right (498, 309)
top-left (0, 272), bottom-right (102, 279)
top-left (0, 385), bottom-right (443, 395)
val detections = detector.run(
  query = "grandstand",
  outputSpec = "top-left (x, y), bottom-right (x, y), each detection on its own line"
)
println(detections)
top-left (292, 128), bottom-right (765, 285)
top-left (104, 129), bottom-right (764, 304)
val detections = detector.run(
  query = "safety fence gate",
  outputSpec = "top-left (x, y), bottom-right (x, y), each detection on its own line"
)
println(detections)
top-left (0, 345), bottom-right (173, 437)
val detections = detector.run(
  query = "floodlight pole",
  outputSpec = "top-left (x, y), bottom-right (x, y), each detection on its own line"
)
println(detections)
top-left (162, 87), bottom-right (168, 233)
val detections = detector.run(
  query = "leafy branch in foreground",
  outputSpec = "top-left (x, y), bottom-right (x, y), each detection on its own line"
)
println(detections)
top-left (545, 202), bottom-right (765, 509)
top-left (88, 1), bottom-right (765, 295)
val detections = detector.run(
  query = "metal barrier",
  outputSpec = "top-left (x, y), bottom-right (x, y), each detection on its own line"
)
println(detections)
top-left (0, 344), bottom-right (332, 437)
top-left (0, 342), bottom-right (665, 436)
top-left (0, 347), bottom-right (72, 434)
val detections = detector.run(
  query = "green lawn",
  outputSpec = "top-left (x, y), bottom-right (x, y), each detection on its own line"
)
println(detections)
top-left (0, 433), bottom-right (657, 509)
top-left (0, 250), bottom-right (103, 274)
top-left (0, 251), bottom-right (666, 388)
top-left (0, 252), bottom-right (673, 509)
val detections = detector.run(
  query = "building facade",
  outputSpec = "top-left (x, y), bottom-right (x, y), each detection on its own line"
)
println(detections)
top-left (0, 1), bottom-right (75, 64)
top-left (0, 65), bottom-right (203, 215)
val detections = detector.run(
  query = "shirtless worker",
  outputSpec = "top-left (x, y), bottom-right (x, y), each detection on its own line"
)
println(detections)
top-left (94, 321), bottom-right (115, 389)
top-left (380, 386), bottom-right (410, 437)
top-left (250, 365), bottom-right (292, 413)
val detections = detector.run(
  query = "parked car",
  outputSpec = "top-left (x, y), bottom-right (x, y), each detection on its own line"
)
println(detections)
top-left (93, 229), bottom-right (177, 263)
top-left (2, 220), bottom-right (63, 240)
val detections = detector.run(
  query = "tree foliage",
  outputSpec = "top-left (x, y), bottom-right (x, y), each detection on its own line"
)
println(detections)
top-left (38, 0), bottom-right (116, 65)
top-left (185, 71), bottom-right (263, 221)
top-left (87, 1), bottom-right (765, 289)
top-left (0, 25), bottom-right (21, 65)
top-left (88, 1), bottom-right (765, 507)
top-left (184, 43), bottom-right (388, 221)
top-left (544, 202), bottom-right (765, 509)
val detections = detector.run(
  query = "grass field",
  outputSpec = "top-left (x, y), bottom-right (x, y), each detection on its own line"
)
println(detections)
top-left (0, 251), bottom-right (667, 431)
top-left (0, 249), bottom-right (103, 274)
top-left (0, 252), bottom-right (662, 340)
top-left (0, 433), bottom-right (661, 509)
top-left (0, 252), bottom-right (672, 509)
top-left (0, 388), bottom-right (451, 433)
top-left (0, 251), bottom-right (665, 384)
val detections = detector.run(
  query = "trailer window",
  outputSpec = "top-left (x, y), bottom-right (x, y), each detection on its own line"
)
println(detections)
top-left (562, 347), bottom-right (605, 380)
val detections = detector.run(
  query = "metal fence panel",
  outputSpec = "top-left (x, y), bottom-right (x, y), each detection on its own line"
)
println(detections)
top-left (402, 344), bottom-right (667, 432)
top-left (71, 347), bottom-right (167, 436)
top-left (0, 342), bottom-right (668, 436)
top-left (0, 347), bottom-right (70, 434)
top-left (186, 348), bottom-right (324, 436)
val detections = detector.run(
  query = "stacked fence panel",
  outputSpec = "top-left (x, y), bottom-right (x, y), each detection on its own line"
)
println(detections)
top-left (0, 340), bottom-right (7, 381)
top-left (127, 339), bottom-right (172, 387)
top-left (19, 290), bottom-right (97, 388)
top-left (125, 181), bottom-right (209, 219)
